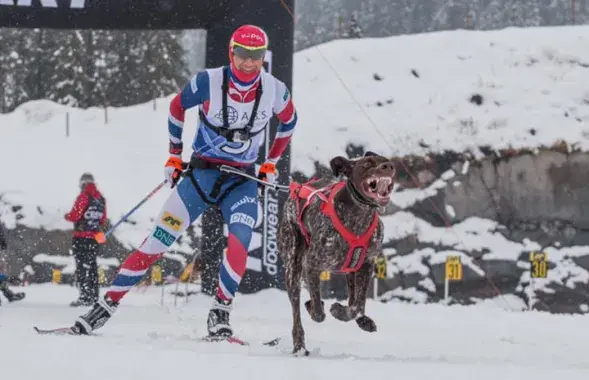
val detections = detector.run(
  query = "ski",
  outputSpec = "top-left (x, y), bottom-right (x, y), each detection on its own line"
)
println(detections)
top-left (198, 335), bottom-right (281, 347)
top-left (33, 326), bottom-right (81, 336)
top-left (34, 325), bottom-right (282, 348)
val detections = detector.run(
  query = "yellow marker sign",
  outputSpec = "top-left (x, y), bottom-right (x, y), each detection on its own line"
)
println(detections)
top-left (375, 256), bottom-right (387, 280)
top-left (152, 265), bottom-right (163, 284)
top-left (445, 256), bottom-right (463, 281)
top-left (180, 263), bottom-right (194, 283)
top-left (530, 251), bottom-right (548, 278)
top-left (52, 268), bottom-right (62, 284)
top-left (98, 267), bottom-right (107, 285)
top-left (320, 271), bottom-right (331, 281)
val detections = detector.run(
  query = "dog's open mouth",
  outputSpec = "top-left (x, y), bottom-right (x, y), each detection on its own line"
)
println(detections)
top-left (362, 176), bottom-right (394, 207)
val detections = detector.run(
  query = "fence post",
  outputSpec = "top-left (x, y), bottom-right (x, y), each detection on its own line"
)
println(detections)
top-left (66, 112), bottom-right (70, 137)
top-left (104, 107), bottom-right (108, 124)
top-left (572, 0), bottom-right (576, 24)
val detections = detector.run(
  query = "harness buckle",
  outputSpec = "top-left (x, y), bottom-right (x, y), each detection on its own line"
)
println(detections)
top-left (231, 130), bottom-right (250, 143)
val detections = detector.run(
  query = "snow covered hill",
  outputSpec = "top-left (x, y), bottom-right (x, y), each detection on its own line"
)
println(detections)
top-left (2, 25), bottom-right (589, 311)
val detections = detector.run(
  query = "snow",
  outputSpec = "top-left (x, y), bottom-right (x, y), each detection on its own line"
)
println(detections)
top-left (2, 284), bottom-right (589, 379)
top-left (293, 25), bottom-right (589, 173)
top-left (32, 253), bottom-right (121, 275)
top-left (382, 212), bottom-right (541, 261)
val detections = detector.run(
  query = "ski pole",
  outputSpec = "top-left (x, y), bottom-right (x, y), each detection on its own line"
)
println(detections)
top-left (219, 165), bottom-right (290, 192)
top-left (94, 179), bottom-right (169, 244)
top-left (94, 163), bottom-right (189, 244)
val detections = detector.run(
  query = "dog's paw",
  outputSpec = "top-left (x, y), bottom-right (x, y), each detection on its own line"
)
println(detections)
top-left (292, 347), bottom-right (310, 357)
top-left (356, 315), bottom-right (377, 332)
top-left (305, 300), bottom-right (326, 322)
top-left (330, 302), bottom-right (353, 322)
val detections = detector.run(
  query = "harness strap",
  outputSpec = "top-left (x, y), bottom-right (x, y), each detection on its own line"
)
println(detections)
top-left (186, 158), bottom-right (253, 206)
top-left (290, 180), bottom-right (380, 273)
top-left (322, 182), bottom-right (380, 273)
top-left (198, 66), bottom-right (264, 140)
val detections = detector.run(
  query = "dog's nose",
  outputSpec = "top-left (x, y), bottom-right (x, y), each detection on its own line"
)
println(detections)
top-left (378, 162), bottom-right (395, 172)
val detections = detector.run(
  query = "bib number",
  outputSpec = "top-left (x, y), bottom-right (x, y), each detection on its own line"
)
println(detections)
top-left (220, 139), bottom-right (252, 154)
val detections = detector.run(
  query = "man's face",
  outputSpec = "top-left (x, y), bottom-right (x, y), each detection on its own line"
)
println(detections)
top-left (232, 54), bottom-right (264, 74)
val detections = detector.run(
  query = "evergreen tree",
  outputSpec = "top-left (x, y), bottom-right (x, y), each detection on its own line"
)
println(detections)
top-left (0, 28), bottom-right (31, 112)
top-left (347, 13), bottom-right (364, 38)
top-left (479, 0), bottom-right (506, 30)
top-left (141, 30), bottom-right (188, 100)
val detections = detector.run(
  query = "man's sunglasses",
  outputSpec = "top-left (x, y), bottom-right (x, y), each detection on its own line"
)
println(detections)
top-left (233, 45), bottom-right (266, 60)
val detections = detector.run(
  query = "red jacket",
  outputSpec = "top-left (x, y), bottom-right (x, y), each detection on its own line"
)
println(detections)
top-left (65, 183), bottom-right (107, 238)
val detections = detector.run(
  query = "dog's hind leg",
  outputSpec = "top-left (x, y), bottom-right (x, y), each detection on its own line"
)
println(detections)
top-left (280, 221), bottom-right (309, 355)
top-left (304, 265), bottom-right (326, 323)
top-left (351, 262), bottom-right (377, 333)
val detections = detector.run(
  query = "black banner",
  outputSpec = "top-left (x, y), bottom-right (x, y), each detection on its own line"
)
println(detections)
top-left (201, 0), bottom-right (294, 295)
top-left (0, 0), bottom-right (220, 29)
top-left (0, 0), bottom-right (295, 295)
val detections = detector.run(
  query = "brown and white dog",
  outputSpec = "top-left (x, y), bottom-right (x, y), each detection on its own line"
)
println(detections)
top-left (278, 152), bottom-right (396, 355)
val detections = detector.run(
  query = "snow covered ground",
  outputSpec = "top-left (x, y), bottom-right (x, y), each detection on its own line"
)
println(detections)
top-left (1, 284), bottom-right (589, 379)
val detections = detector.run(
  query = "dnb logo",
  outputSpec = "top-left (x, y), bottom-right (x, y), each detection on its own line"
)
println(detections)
top-left (161, 211), bottom-right (182, 232)
top-left (153, 226), bottom-right (176, 247)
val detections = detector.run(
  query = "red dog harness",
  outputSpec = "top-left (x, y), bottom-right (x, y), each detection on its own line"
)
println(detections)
top-left (289, 180), bottom-right (380, 273)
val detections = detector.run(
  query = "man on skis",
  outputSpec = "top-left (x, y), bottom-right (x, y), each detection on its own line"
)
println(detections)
top-left (72, 24), bottom-right (297, 338)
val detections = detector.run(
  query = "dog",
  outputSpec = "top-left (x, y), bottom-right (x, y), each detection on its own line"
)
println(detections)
top-left (278, 151), bottom-right (396, 355)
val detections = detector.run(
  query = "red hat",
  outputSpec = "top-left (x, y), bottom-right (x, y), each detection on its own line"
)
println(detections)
top-left (229, 25), bottom-right (268, 83)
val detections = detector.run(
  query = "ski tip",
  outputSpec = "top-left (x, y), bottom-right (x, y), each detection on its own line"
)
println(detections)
top-left (263, 337), bottom-right (281, 347)
top-left (198, 335), bottom-right (248, 345)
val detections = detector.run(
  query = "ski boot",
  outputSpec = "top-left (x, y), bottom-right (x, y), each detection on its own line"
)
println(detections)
top-left (0, 281), bottom-right (25, 303)
top-left (206, 297), bottom-right (233, 339)
top-left (73, 295), bottom-right (118, 335)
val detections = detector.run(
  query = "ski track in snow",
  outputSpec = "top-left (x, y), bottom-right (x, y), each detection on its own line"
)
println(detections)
top-left (1, 284), bottom-right (588, 379)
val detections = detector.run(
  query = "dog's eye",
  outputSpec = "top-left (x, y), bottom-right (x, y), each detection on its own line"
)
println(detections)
top-left (362, 160), bottom-right (372, 168)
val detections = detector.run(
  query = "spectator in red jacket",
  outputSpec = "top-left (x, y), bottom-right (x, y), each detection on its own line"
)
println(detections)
top-left (64, 173), bottom-right (107, 307)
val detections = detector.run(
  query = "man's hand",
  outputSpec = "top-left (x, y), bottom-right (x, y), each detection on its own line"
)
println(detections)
top-left (164, 156), bottom-right (184, 188)
top-left (258, 162), bottom-right (278, 185)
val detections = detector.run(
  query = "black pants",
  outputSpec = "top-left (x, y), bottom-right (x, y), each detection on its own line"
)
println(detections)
top-left (72, 237), bottom-right (99, 303)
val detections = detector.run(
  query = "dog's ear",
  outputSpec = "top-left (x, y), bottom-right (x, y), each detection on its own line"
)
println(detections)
top-left (330, 156), bottom-right (354, 178)
top-left (364, 151), bottom-right (379, 157)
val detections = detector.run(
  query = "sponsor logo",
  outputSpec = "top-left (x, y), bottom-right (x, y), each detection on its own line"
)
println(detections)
top-left (263, 191), bottom-right (280, 275)
top-left (348, 247), bottom-right (365, 269)
top-left (214, 107), bottom-right (268, 124)
top-left (240, 33), bottom-right (264, 42)
top-left (230, 213), bottom-right (255, 229)
top-left (230, 196), bottom-right (257, 212)
top-left (190, 75), bottom-right (198, 93)
top-left (0, 0), bottom-right (85, 8)
top-left (161, 211), bottom-right (182, 232)
top-left (283, 88), bottom-right (289, 101)
top-left (153, 226), bottom-right (175, 247)
top-left (83, 210), bottom-right (103, 220)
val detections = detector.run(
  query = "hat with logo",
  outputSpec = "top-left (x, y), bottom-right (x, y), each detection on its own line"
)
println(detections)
top-left (229, 24), bottom-right (268, 82)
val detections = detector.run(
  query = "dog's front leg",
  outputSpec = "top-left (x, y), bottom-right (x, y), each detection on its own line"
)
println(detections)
top-left (304, 265), bottom-right (326, 323)
top-left (346, 272), bottom-right (356, 307)
top-left (352, 262), bottom-right (377, 333)
top-left (329, 271), bottom-right (359, 322)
